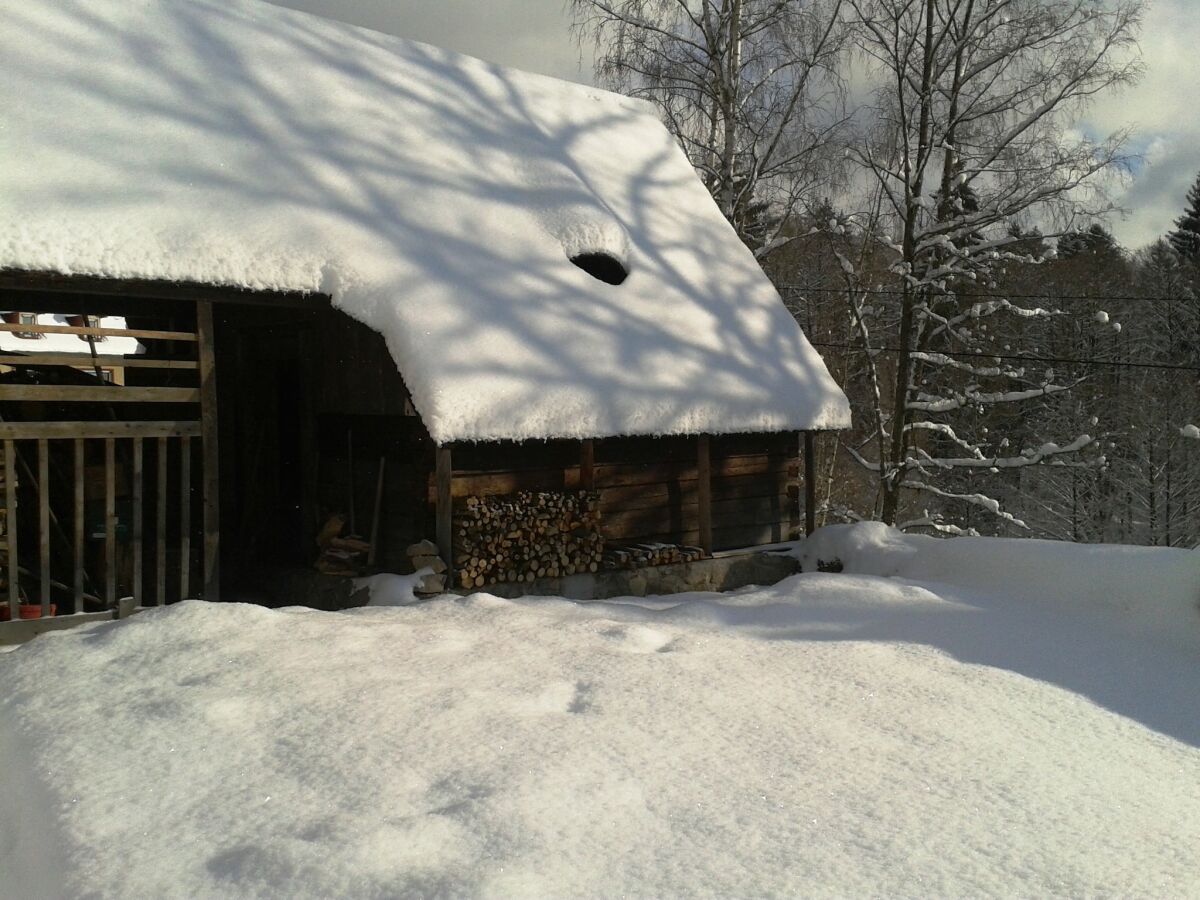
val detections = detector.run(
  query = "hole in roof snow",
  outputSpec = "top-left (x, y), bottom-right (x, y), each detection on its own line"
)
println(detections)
top-left (570, 252), bottom-right (628, 285)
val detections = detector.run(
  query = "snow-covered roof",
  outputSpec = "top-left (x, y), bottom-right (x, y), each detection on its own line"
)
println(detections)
top-left (0, 0), bottom-right (851, 443)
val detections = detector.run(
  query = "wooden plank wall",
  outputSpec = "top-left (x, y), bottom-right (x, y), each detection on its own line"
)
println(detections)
top-left (438, 433), bottom-right (799, 552)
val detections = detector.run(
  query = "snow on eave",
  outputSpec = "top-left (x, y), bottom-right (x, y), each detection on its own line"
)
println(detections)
top-left (0, 0), bottom-right (852, 443)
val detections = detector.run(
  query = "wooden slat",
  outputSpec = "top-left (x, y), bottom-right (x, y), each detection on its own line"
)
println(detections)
top-left (601, 494), bottom-right (790, 535)
top-left (804, 431), bottom-right (817, 537)
top-left (5, 440), bottom-right (17, 618)
top-left (74, 439), bottom-right (84, 612)
top-left (433, 454), bottom-right (790, 503)
top-left (0, 268), bottom-right (325, 310)
top-left (105, 438), bottom-right (116, 608)
top-left (196, 300), bottom-right (220, 602)
top-left (580, 439), bottom-right (595, 491)
top-left (0, 322), bottom-right (197, 341)
top-left (697, 435), bottom-right (712, 555)
top-left (156, 437), bottom-right (167, 605)
top-left (436, 446), bottom-right (453, 578)
top-left (0, 385), bottom-right (199, 403)
top-left (38, 439), bottom-right (50, 615)
top-left (0, 421), bottom-right (200, 440)
top-left (180, 437), bottom-right (191, 600)
top-left (132, 438), bottom-right (143, 608)
top-left (0, 353), bottom-right (198, 370)
top-left (597, 471), bottom-right (789, 513)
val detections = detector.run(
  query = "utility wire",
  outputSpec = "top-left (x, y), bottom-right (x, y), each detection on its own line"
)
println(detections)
top-left (806, 340), bottom-right (1200, 373)
top-left (780, 285), bottom-right (1199, 304)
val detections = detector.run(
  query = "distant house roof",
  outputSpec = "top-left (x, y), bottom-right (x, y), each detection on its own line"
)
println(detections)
top-left (0, 314), bottom-right (142, 357)
top-left (0, 0), bottom-right (851, 443)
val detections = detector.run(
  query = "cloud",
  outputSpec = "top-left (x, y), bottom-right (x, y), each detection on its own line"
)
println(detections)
top-left (1078, 0), bottom-right (1200, 249)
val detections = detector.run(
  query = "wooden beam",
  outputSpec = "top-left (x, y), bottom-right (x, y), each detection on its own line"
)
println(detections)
top-left (180, 437), bottom-right (191, 601)
top-left (579, 439), bottom-right (595, 491)
top-left (105, 438), bottom-right (116, 608)
top-left (435, 445), bottom-right (453, 578)
top-left (5, 442), bottom-right (17, 618)
top-left (0, 421), bottom-right (200, 441)
top-left (0, 385), bottom-right (199, 403)
top-left (697, 435), bottom-right (712, 555)
top-left (74, 439), bottom-right (84, 612)
top-left (0, 353), bottom-right (198, 370)
top-left (0, 322), bottom-right (197, 342)
top-left (0, 268), bottom-right (327, 310)
top-left (156, 437), bottom-right (167, 605)
top-left (132, 438), bottom-right (143, 608)
top-left (38, 439), bottom-right (50, 615)
top-left (196, 300), bottom-right (220, 602)
top-left (804, 431), bottom-right (817, 537)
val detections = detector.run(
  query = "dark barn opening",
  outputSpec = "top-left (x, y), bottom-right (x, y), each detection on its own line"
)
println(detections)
top-left (569, 252), bottom-right (628, 285)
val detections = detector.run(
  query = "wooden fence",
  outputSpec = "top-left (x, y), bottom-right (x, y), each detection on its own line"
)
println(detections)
top-left (0, 312), bottom-right (216, 623)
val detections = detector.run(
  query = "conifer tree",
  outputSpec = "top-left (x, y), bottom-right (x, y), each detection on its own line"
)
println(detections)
top-left (1169, 171), bottom-right (1200, 260)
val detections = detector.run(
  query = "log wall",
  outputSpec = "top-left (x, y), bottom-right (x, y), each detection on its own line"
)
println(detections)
top-left (435, 433), bottom-right (800, 553)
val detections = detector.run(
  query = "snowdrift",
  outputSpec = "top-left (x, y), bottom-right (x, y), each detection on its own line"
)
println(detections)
top-left (3, 585), bottom-right (1200, 898)
top-left (796, 522), bottom-right (1200, 651)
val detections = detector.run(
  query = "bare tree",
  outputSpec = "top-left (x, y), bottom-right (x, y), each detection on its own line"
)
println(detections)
top-left (835, 0), bottom-right (1142, 524)
top-left (571, 0), bottom-right (850, 254)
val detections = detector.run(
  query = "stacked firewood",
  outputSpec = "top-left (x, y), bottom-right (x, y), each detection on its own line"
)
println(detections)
top-left (603, 543), bottom-right (706, 570)
top-left (454, 491), bottom-right (603, 588)
top-left (406, 539), bottom-right (448, 595)
top-left (313, 513), bottom-right (371, 575)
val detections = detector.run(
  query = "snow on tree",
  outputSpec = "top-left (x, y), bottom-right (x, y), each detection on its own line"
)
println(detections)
top-left (835, 0), bottom-right (1143, 525)
top-left (570, 0), bottom-right (850, 254)
top-left (1169, 170), bottom-right (1200, 261)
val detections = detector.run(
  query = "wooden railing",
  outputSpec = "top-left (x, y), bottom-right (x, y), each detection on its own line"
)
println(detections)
top-left (0, 312), bottom-right (214, 622)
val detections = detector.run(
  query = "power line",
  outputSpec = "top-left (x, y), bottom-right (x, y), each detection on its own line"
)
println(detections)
top-left (806, 340), bottom-right (1200, 373)
top-left (779, 284), bottom-right (1198, 305)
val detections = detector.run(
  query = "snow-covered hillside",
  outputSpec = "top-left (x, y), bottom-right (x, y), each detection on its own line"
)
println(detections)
top-left (2, 533), bottom-right (1199, 897)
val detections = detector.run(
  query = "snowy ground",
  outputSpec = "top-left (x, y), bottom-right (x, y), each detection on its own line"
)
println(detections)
top-left (2, 528), bottom-right (1199, 898)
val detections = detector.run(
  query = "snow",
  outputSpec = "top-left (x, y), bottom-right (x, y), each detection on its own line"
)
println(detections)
top-left (0, 313), bottom-right (142, 357)
top-left (796, 522), bottom-right (1200, 653)
top-left (3, 539), bottom-right (1200, 896)
top-left (0, 0), bottom-right (850, 443)
top-left (353, 571), bottom-right (431, 607)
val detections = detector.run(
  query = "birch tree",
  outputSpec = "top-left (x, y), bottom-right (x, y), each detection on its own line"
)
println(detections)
top-left (837, 0), bottom-right (1142, 524)
top-left (571, 0), bottom-right (850, 254)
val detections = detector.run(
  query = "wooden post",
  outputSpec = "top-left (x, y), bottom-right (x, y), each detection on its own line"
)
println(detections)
top-left (156, 436), bottom-right (167, 605)
top-left (180, 438), bottom-right (191, 599)
top-left (804, 431), bottom-right (817, 537)
top-left (697, 435), bottom-right (712, 555)
top-left (105, 438), bottom-right (116, 608)
top-left (132, 438), bottom-right (143, 608)
top-left (435, 445), bottom-right (453, 580)
top-left (580, 439), bottom-right (595, 491)
top-left (6, 440), bottom-right (18, 619)
top-left (196, 300), bottom-right (220, 602)
top-left (368, 455), bottom-right (385, 567)
top-left (38, 439), bottom-right (51, 615)
top-left (74, 439), bottom-right (84, 613)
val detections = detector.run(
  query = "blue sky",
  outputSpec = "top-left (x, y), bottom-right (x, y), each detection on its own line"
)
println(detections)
top-left (271, 0), bottom-right (1197, 251)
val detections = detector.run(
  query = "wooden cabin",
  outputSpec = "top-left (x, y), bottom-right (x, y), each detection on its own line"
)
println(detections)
top-left (0, 0), bottom-right (850, 628)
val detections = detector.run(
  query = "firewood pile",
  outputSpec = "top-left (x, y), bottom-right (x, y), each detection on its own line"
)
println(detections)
top-left (313, 513), bottom-right (371, 576)
top-left (603, 543), bottom-right (707, 569)
top-left (454, 491), bottom-right (603, 588)
top-left (406, 539), bottom-right (448, 595)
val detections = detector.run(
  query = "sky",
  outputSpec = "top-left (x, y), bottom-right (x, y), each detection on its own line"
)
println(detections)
top-left (270, 0), bottom-right (1198, 251)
